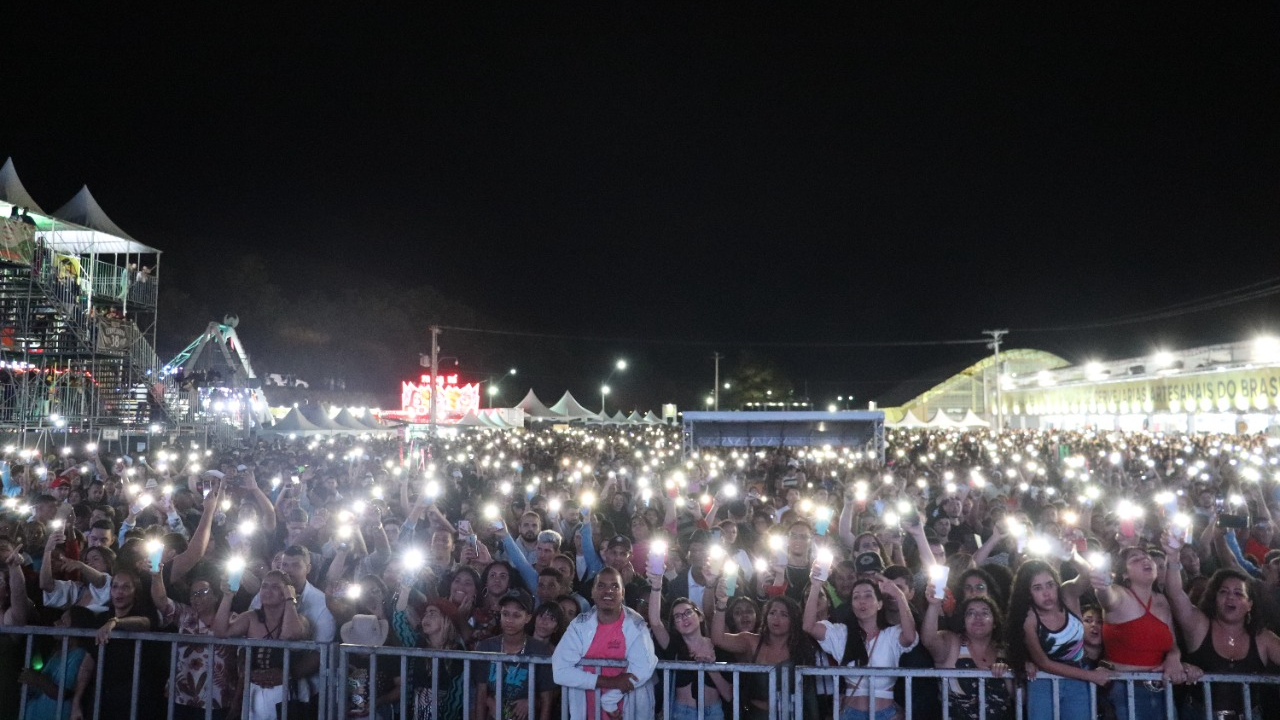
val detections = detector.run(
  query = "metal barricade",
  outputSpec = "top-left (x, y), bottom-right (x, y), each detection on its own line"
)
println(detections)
top-left (0, 625), bottom-right (330, 720)
top-left (795, 665), bottom-right (1280, 720)
top-left (335, 644), bottom-right (790, 720)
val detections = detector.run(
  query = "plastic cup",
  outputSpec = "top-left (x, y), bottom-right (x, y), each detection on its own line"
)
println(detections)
top-left (929, 565), bottom-right (950, 599)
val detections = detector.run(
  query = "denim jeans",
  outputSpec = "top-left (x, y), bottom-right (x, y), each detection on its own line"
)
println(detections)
top-left (1028, 676), bottom-right (1093, 720)
top-left (838, 705), bottom-right (896, 720)
top-left (1107, 679), bottom-right (1167, 720)
top-left (671, 701), bottom-right (725, 720)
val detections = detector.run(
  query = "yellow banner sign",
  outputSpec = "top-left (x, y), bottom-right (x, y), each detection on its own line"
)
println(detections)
top-left (1008, 367), bottom-right (1280, 415)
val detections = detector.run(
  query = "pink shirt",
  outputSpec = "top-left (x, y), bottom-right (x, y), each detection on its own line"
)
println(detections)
top-left (585, 616), bottom-right (628, 717)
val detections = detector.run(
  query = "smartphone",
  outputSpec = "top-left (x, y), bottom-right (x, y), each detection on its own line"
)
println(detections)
top-left (1218, 514), bottom-right (1249, 530)
top-left (711, 529), bottom-right (722, 544)
top-left (457, 520), bottom-right (473, 537)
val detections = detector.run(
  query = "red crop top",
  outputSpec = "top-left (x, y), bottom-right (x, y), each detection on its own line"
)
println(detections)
top-left (1101, 587), bottom-right (1174, 668)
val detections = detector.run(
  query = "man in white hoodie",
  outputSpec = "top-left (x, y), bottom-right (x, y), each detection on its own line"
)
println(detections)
top-left (551, 567), bottom-right (657, 720)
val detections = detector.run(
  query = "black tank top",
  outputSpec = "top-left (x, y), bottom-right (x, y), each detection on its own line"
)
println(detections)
top-left (1183, 629), bottom-right (1265, 713)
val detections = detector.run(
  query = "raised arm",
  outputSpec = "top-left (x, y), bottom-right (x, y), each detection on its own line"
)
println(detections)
top-left (3, 546), bottom-right (30, 625)
top-left (837, 490), bottom-right (858, 549)
top-left (150, 565), bottom-right (173, 615)
top-left (39, 531), bottom-right (60, 592)
top-left (921, 581), bottom-right (951, 659)
top-left (171, 477), bottom-right (223, 581)
top-left (802, 573), bottom-right (827, 641)
top-left (1021, 610), bottom-right (1112, 686)
top-left (647, 572), bottom-right (670, 649)
top-left (213, 577), bottom-right (250, 637)
top-left (709, 576), bottom-right (756, 655)
top-left (1162, 537), bottom-right (1208, 644)
top-left (972, 525), bottom-right (1005, 566)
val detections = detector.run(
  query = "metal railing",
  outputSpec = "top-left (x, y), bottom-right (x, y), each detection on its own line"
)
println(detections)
top-left (336, 645), bottom-right (791, 720)
top-left (4, 623), bottom-right (1280, 720)
top-left (0, 625), bottom-right (330, 720)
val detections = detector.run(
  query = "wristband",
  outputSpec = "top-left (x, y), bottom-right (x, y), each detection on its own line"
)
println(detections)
top-left (714, 604), bottom-right (728, 612)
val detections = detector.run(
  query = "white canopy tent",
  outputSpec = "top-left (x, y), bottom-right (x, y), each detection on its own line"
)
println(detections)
top-left (39, 185), bottom-right (161, 255)
top-left (265, 407), bottom-right (328, 437)
top-left (958, 410), bottom-right (992, 428)
top-left (299, 404), bottom-right (346, 433)
top-left (926, 410), bottom-right (964, 428)
top-left (895, 410), bottom-right (930, 428)
top-left (333, 408), bottom-right (375, 433)
top-left (643, 411), bottom-right (664, 425)
top-left (0, 158), bottom-right (47, 214)
top-left (549, 392), bottom-right (600, 421)
top-left (515, 390), bottom-right (560, 420)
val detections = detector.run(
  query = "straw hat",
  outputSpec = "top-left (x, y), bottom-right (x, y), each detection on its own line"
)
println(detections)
top-left (340, 614), bottom-right (389, 646)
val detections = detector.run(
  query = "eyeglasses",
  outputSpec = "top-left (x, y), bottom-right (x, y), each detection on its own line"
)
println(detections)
top-left (963, 583), bottom-right (987, 592)
top-left (191, 589), bottom-right (212, 597)
top-left (672, 609), bottom-right (698, 622)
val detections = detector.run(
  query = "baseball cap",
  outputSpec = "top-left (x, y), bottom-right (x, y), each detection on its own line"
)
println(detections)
top-left (855, 551), bottom-right (885, 575)
top-left (498, 589), bottom-right (533, 613)
top-left (606, 535), bottom-right (633, 552)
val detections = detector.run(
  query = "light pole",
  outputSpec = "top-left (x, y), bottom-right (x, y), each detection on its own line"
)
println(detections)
top-left (485, 368), bottom-right (516, 408)
top-left (712, 352), bottom-right (723, 411)
top-left (600, 359), bottom-right (627, 414)
top-left (983, 329), bottom-right (1008, 431)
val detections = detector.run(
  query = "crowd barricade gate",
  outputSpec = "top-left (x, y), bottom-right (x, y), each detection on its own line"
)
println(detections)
top-left (5, 623), bottom-right (1280, 720)
top-left (335, 644), bottom-right (791, 720)
top-left (794, 664), bottom-right (1280, 720)
top-left (0, 625), bottom-right (331, 720)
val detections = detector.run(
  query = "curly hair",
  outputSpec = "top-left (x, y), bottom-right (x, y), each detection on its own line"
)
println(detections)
top-left (1004, 560), bottom-right (1064, 679)
top-left (1198, 568), bottom-right (1273, 636)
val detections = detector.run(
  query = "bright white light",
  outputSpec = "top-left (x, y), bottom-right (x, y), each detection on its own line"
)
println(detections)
top-left (1254, 337), bottom-right (1280, 363)
top-left (616, 360), bottom-right (627, 371)
top-left (1152, 351), bottom-right (1175, 369)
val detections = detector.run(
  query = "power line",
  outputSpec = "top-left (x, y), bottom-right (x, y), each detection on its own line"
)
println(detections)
top-left (435, 325), bottom-right (988, 348)
top-left (1012, 276), bottom-right (1280, 333)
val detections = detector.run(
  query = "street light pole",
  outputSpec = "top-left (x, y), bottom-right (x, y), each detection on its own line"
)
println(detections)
top-left (983, 329), bottom-right (1008, 431)
top-left (712, 352), bottom-right (722, 411)
top-left (428, 325), bottom-right (440, 439)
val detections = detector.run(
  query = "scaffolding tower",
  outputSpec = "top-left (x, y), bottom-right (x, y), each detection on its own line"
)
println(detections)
top-left (0, 158), bottom-right (180, 437)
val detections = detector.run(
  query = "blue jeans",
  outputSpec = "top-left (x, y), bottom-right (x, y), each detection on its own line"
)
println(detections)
top-left (838, 706), bottom-right (895, 720)
top-left (1107, 679), bottom-right (1167, 720)
top-left (671, 701), bottom-right (725, 720)
top-left (1028, 676), bottom-right (1093, 720)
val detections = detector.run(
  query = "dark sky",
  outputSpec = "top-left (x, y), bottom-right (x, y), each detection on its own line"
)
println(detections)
top-left (5, 4), bottom-right (1280, 410)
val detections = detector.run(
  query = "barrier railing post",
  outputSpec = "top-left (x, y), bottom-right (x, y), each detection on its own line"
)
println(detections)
top-left (400, 653), bottom-right (409, 720)
top-left (93, 641), bottom-right (105, 720)
top-left (732, 667), bottom-right (740, 720)
top-left (282, 647), bottom-right (292, 720)
top-left (129, 639), bottom-right (142, 720)
top-left (57, 635), bottom-right (70, 720)
top-left (1243, 680), bottom-right (1254, 720)
top-left (205, 642), bottom-right (215, 720)
top-left (337, 646), bottom-right (349, 718)
top-left (166, 639), bottom-right (178, 720)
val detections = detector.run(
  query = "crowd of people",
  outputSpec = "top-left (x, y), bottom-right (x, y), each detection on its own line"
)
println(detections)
top-left (0, 424), bottom-right (1278, 720)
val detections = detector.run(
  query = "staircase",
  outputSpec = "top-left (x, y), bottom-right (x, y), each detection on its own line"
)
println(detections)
top-left (0, 247), bottom-right (180, 427)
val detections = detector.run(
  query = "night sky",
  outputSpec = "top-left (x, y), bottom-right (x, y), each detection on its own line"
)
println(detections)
top-left (5, 5), bottom-right (1279, 411)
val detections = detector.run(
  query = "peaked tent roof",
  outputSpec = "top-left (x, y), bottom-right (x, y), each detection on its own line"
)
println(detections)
top-left (333, 408), bottom-right (373, 433)
top-left (896, 410), bottom-right (931, 428)
top-left (298, 405), bottom-right (345, 432)
top-left (959, 410), bottom-right (992, 427)
top-left (0, 158), bottom-right (46, 214)
top-left (455, 410), bottom-right (485, 427)
top-left (926, 410), bottom-right (964, 428)
top-left (266, 407), bottom-right (327, 436)
top-left (515, 390), bottom-right (560, 419)
top-left (626, 411), bottom-right (644, 424)
top-left (611, 410), bottom-right (629, 423)
top-left (549, 392), bottom-right (600, 421)
top-left (359, 413), bottom-right (397, 434)
top-left (53, 186), bottom-right (136, 241)
top-left (643, 411), bottom-right (663, 425)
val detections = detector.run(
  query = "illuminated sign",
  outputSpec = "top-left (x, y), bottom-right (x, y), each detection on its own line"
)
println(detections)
top-left (1006, 366), bottom-right (1280, 416)
top-left (400, 374), bottom-right (480, 421)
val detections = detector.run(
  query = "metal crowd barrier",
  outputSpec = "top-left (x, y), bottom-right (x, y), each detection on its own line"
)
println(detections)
top-left (4, 622), bottom-right (1279, 720)
top-left (0, 625), bottom-right (330, 720)
top-left (336, 644), bottom-right (792, 720)
top-left (795, 664), bottom-right (1280, 720)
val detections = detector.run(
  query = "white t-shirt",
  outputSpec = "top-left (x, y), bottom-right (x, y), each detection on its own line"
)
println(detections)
top-left (43, 576), bottom-right (112, 613)
top-left (816, 621), bottom-right (917, 700)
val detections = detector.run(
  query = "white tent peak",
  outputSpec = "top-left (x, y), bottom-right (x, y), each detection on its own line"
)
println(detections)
top-left (959, 410), bottom-right (991, 428)
top-left (53, 185), bottom-right (137, 243)
top-left (643, 411), bottom-right (663, 425)
top-left (0, 158), bottom-right (46, 215)
top-left (549, 392), bottom-right (600, 420)
top-left (516, 390), bottom-right (559, 419)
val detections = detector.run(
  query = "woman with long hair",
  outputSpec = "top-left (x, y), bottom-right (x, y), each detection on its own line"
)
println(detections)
top-left (436, 565), bottom-right (480, 645)
top-left (725, 596), bottom-right (759, 633)
top-left (528, 601), bottom-right (566, 651)
top-left (1088, 546), bottom-right (1193, 720)
top-left (923, 590), bottom-right (1012, 719)
top-left (648, 590), bottom-right (732, 720)
top-left (803, 575), bottom-right (917, 720)
top-left (472, 561), bottom-right (519, 644)
top-left (1005, 559), bottom-right (1111, 719)
top-left (94, 567), bottom-right (164, 720)
top-left (712, 583), bottom-right (817, 720)
top-left (1163, 544), bottom-right (1280, 718)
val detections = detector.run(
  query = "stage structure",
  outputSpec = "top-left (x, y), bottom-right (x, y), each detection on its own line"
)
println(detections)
top-left (161, 318), bottom-right (273, 443)
top-left (681, 410), bottom-right (886, 463)
top-left (0, 158), bottom-right (181, 439)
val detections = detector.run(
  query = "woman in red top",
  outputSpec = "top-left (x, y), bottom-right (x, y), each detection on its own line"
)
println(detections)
top-left (1089, 546), bottom-right (1200, 720)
